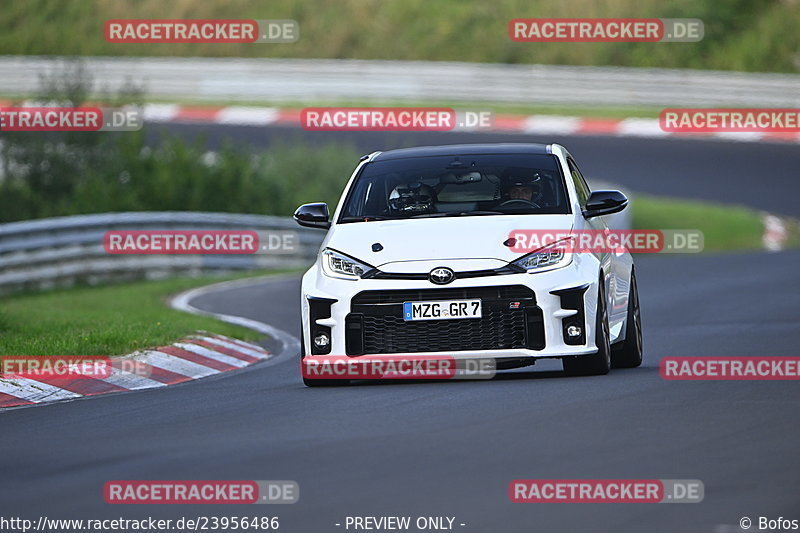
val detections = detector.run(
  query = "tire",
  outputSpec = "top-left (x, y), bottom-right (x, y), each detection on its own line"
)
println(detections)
top-left (611, 270), bottom-right (643, 369)
top-left (300, 328), bottom-right (349, 387)
top-left (563, 279), bottom-right (611, 376)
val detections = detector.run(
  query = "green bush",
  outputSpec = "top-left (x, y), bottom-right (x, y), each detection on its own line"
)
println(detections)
top-left (0, 0), bottom-right (798, 72)
top-left (0, 130), bottom-right (360, 222)
top-left (0, 62), bottom-right (361, 222)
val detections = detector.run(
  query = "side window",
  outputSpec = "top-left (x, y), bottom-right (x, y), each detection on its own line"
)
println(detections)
top-left (567, 158), bottom-right (591, 207)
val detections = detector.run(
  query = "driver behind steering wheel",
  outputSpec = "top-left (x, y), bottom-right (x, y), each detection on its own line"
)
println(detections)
top-left (501, 174), bottom-right (543, 205)
top-left (388, 182), bottom-right (435, 215)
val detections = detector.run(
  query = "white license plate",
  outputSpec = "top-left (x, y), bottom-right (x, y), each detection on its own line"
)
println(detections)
top-left (403, 299), bottom-right (482, 321)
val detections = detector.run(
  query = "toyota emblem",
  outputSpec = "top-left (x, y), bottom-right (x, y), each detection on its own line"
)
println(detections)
top-left (429, 267), bottom-right (455, 285)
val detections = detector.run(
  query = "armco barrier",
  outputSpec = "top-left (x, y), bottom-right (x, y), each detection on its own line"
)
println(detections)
top-left (0, 56), bottom-right (798, 108)
top-left (0, 212), bottom-right (324, 295)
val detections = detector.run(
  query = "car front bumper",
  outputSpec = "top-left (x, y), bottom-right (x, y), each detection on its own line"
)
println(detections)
top-left (301, 254), bottom-right (603, 361)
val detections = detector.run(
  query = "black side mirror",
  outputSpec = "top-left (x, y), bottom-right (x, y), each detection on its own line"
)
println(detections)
top-left (294, 203), bottom-right (331, 229)
top-left (583, 190), bottom-right (628, 218)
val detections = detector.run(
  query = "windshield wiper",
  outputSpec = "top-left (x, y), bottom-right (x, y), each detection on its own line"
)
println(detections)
top-left (455, 210), bottom-right (505, 216)
top-left (339, 216), bottom-right (390, 223)
top-left (344, 210), bottom-right (507, 221)
top-left (410, 210), bottom-right (505, 218)
top-left (409, 213), bottom-right (449, 218)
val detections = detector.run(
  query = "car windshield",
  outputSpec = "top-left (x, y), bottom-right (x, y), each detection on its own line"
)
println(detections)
top-left (338, 153), bottom-right (570, 222)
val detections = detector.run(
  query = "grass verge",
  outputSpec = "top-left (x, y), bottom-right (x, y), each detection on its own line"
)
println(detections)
top-left (0, 270), bottom-right (298, 356)
top-left (632, 194), bottom-right (767, 252)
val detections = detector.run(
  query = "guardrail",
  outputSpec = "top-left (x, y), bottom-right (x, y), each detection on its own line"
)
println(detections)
top-left (1, 56), bottom-right (798, 108)
top-left (0, 212), bottom-right (324, 295)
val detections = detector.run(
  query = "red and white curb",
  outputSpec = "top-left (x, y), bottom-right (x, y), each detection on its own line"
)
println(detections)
top-left (136, 104), bottom-right (800, 144)
top-left (0, 333), bottom-right (271, 409)
top-left (3, 99), bottom-right (798, 143)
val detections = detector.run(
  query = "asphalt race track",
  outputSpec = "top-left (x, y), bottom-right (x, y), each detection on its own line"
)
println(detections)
top-left (1, 133), bottom-right (799, 533)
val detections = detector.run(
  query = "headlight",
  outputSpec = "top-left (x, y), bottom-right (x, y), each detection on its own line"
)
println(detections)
top-left (321, 248), bottom-right (373, 280)
top-left (511, 239), bottom-right (573, 272)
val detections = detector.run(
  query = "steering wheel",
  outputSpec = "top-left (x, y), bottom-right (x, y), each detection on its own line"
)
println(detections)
top-left (496, 199), bottom-right (541, 209)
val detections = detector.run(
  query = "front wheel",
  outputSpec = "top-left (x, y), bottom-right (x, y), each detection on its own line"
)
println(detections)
top-left (611, 270), bottom-right (643, 368)
top-left (563, 279), bottom-right (611, 376)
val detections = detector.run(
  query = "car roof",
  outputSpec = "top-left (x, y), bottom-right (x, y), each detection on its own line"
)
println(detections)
top-left (370, 143), bottom-right (551, 161)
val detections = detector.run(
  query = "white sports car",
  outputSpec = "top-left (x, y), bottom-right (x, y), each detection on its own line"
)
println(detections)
top-left (295, 143), bottom-right (642, 386)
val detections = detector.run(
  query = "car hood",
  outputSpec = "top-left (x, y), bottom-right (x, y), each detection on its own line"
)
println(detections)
top-left (326, 215), bottom-right (574, 270)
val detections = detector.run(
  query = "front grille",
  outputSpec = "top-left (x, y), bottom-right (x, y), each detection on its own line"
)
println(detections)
top-left (346, 285), bottom-right (543, 354)
top-left (351, 286), bottom-right (534, 305)
top-left (362, 264), bottom-right (523, 281)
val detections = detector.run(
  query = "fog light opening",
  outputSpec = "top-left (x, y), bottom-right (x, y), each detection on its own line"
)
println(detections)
top-left (566, 325), bottom-right (582, 338)
top-left (313, 333), bottom-right (331, 349)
